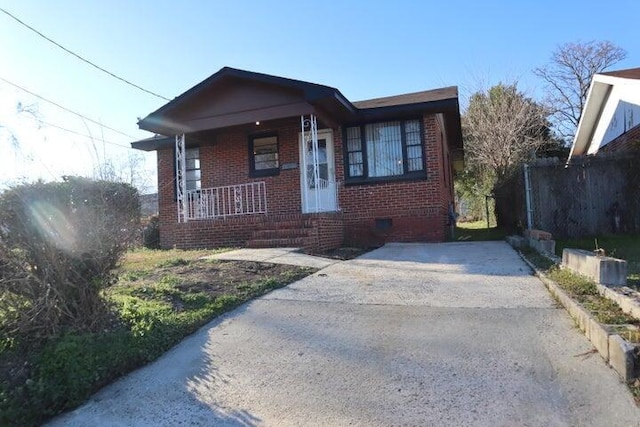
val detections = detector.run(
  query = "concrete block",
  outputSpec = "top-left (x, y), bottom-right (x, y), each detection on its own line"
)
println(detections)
top-left (505, 235), bottom-right (528, 249)
top-left (543, 275), bottom-right (577, 317)
top-left (565, 298), bottom-right (589, 333)
top-left (529, 256), bottom-right (638, 381)
top-left (524, 229), bottom-right (553, 240)
top-left (539, 239), bottom-right (556, 255)
top-left (529, 238), bottom-right (556, 255)
top-left (587, 317), bottom-right (610, 361)
top-left (555, 286), bottom-right (573, 311)
top-left (608, 334), bottom-right (639, 382)
top-left (562, 248), bottom-right (627, 286)
top-left (576, 305), bottom-right (590, 333)
top-left (597, 285), bottom-right (640, 321)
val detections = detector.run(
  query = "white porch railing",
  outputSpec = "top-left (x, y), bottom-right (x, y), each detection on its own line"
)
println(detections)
top-left (185, 181), bottom-right (267, 220)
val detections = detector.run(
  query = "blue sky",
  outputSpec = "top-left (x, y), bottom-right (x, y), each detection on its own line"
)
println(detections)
top-left (1, 0), bottom-right (639, 191)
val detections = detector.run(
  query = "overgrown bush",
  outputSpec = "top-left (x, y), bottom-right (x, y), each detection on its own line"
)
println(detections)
top-left (0, 177), bottom-right (140, 343)
top-left (142, 215), bottom-right (160, 249)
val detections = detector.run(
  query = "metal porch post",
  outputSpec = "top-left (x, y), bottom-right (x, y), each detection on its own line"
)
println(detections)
top-left (301, 114), bottom-right (320, 212)
top-left (175, 133), bottom-right (188, 222)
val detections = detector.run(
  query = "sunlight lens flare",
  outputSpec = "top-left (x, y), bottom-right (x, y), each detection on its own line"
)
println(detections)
top-left (28, 200), bottom-right (77, 252)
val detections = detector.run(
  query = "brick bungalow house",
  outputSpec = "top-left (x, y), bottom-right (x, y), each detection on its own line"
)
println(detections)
top-left (569, 67), bottom-right (640, 161)
top-left (132, 67), bottom-right (463, 252)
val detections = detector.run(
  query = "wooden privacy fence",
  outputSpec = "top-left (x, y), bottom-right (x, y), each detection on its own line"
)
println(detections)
top-left (496, 153), bottom-right (640, 237)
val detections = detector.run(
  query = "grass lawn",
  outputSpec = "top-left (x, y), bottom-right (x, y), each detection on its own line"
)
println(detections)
top-left (1, 248), bottom-right (315, 426)
top-left (120, 247), bottom-right (219, 270)
top-left (554, 234), bottom-right (640, 288)
top-left (452, 220), bottom-right (508, 242)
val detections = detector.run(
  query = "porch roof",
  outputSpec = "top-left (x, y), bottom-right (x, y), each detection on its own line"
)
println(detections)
top-left (131, 67), bottom-right (462, 153)
top-left (135, 67), bottom-right (355, 137)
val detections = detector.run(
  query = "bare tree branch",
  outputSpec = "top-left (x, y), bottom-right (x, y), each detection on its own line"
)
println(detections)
top-left (534, 40), bottom-right (627, 140)
top-left (1, 101), bottom-right (41, 151)
top-left (463, 83), bottom-right (549, 182)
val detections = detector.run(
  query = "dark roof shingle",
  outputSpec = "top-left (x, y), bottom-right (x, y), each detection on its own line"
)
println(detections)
top-left (600, 67), bottom-right (640, 79)
top-left (353, 86), bottom-right (458, 109)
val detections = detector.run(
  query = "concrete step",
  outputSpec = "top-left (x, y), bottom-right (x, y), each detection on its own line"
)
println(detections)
top-left (246, 237), bottom-right (311, 248)
top-left (252, 228), bottom-right (311, 239)
top-left (256, 219), bottom-right (314, 230)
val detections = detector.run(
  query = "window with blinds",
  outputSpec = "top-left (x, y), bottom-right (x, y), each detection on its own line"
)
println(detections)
top-left (346, 126), bottom-right (364, 177)
top-left (344, 119), bottom-right (424, 181)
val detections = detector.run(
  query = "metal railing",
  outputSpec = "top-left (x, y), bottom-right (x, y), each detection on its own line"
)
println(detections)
top-left (186, 181), bottom-right (267, 220)
top-left (313, 178), bottom-right (339, 212)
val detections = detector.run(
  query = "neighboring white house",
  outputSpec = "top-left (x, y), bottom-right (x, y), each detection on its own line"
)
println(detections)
top-left (569, 67), bottom-right (640, 162)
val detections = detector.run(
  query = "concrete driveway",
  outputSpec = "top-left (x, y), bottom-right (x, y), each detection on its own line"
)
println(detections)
top-left (50, 242), bottom-right (640, 426)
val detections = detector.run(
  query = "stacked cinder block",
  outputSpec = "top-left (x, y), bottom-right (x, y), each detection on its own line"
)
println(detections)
top-left (523, 229), bottom-right (556, 255)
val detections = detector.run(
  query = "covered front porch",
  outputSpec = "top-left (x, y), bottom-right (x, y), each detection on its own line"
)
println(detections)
top-left (132, 68), bottom-right (354, 229)
top-left (175, 114), bottom-right (339, 223)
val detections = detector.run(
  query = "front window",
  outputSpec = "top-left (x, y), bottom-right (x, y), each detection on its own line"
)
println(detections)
top-left (345, 119), bottom-right (424, 181)
top-left (366, 122), bottom-right (403, 177)
top-left (250, 134), bottom-right (279, 177)
top-left (186, 147), bottom-right (201, 190)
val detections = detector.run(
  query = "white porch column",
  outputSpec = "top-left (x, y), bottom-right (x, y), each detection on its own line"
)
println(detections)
top-left (301, 114), bottom-right (320, 212)
top-left (175, 133), bottom-right (188, 223)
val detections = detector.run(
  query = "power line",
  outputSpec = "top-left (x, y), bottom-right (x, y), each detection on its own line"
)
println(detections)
top-left (30, 151), bottom-right (60, 180)
top-left (0, 6), bottom-right (171, 102)
top-left (31, 117), bottom-right (132, 149)
top-left (0, 76), bottom-right (137, 139)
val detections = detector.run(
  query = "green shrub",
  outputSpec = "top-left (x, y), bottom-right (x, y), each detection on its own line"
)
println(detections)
top-left (0, 177), bottom-right (140, 343)
top-left (142, 216), bottom-right (160, 249)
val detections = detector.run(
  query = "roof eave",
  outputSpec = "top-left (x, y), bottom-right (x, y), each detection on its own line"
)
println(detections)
top-left (353, 97), bottom-right (459, 120)
top-left (351, 97), bottom-right (463, 152)
top-left (141, 67), bottom-right (345, 123)
top-left (568, 80), bottom-right (613, 162)
top-left (137, 67), bottom-right (354, 135)
top-left (131, 136), bottom-right (174, 151)
top-left (569, 69), bottom-right (640, 163)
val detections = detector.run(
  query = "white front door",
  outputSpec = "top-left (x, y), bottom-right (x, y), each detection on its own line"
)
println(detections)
top-left (300, 130), bottom-right (337, 213)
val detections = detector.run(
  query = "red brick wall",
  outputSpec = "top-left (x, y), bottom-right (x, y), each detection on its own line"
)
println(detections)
top-left (601, 123), bottom-right (640, 153)
top-left (309, 214), bottom-right (345, 252)
top-left (156, 113), bottom-right (455, 249)
top-left (337, 114), bottom-right (452, 247)
top-left (203, 117), bottom-right (303, 214)
top-left (161, 216), bottom-right (262, 249)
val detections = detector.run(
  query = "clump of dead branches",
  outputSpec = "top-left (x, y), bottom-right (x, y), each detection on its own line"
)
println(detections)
top-left (0, 177), bottom-right (140, 345)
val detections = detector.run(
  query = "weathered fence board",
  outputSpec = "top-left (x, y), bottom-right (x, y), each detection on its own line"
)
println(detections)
top-left (498, 153), bottom-right (640, 237)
